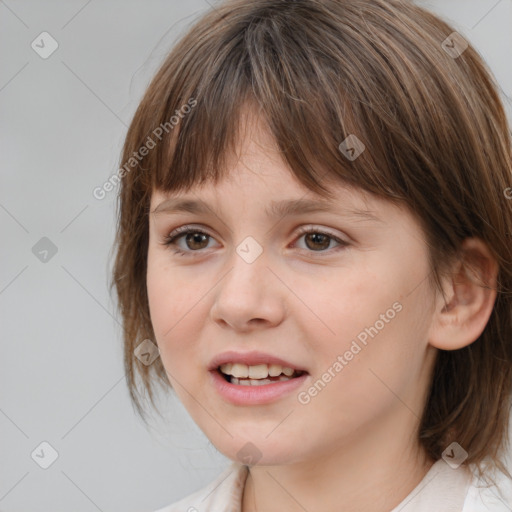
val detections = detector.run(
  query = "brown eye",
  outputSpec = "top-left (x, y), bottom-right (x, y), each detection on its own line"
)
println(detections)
top-left (293, 227), bottom-right (348, 255)
top-left (303, 232), bottom-right (332, 251)
top-left (162, 227), bottom-right (216, 256)
top-left (183, 232), bottom-right (210, 250)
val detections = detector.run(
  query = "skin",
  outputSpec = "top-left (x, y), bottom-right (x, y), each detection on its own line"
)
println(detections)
top-left (146, 105), bottom-right (498, 512)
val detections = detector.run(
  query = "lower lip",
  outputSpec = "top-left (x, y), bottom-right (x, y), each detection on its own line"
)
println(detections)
top-left (209, 369), bottom-right (309, 405)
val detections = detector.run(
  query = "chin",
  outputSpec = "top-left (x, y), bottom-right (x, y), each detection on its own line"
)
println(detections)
top-left (211, 435), bottom-right (305, 467)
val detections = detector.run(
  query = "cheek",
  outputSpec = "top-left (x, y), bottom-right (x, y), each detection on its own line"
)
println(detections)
top-left (146, 253), bottom-right (216, 392)
top-left (306, 255), bottom-right (433, 398)
top-left (146, 260), bottom-right (175, 339)
top-left (299, 309), bottom-right (430, 439)
top-left (146, 256), bottom-right (197, 364)
top-left (146, 251), bottom-right (196, 336)
top-left (300, 265), bottom-right (401, 356)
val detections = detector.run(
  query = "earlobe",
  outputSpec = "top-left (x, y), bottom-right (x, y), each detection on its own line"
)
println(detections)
top-left (428, 238), bottom-right (498, 351)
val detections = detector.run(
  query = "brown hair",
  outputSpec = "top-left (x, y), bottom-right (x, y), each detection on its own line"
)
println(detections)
top-left (110, 0), bottom-right (512, 480)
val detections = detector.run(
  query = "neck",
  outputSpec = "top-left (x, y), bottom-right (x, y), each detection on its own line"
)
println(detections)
top-left (241, 411), bottom-right (435, 512)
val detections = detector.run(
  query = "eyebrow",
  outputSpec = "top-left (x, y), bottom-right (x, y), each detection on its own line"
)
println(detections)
top-left (151, 197), bottom-right (382, 223)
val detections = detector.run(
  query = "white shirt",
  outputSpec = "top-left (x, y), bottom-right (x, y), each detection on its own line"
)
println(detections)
top-left (154, 458), bottom-right (512, 511)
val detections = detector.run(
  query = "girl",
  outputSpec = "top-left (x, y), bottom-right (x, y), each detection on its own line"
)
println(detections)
top-left (110, 0), bottom-right (512, 510)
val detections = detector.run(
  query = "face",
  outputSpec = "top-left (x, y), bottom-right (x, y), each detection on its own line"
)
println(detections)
top-left (146, 109), bottom-right (439, 467)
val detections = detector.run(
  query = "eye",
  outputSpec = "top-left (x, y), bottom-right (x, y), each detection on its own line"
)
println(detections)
top-left (161, 226), bottom-right (215, 256)
top-left (292, 226), bottom-right (348, 253)
top-left (161, 225), bottom-right (349, 257)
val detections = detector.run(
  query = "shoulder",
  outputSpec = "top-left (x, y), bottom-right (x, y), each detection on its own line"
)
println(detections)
top-left (462, 463), bottom-right (512, 511)
top-left (152, 461), bottom-right (249, 512)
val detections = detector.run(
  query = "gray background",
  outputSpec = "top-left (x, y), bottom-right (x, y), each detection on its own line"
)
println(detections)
top-left (1, 1), bottom-right (511, 511)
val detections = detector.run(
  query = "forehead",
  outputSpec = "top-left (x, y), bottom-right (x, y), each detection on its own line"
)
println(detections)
top-left (151, 191), bottom-right (382, 223)
top-left (151, 103), bottom-right (345, 204)
top-left (149, 103), bottom-right (404, 229)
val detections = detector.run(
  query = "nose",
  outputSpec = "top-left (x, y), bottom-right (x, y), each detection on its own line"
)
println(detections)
top-left (209, 243), bottom-right (287, 332)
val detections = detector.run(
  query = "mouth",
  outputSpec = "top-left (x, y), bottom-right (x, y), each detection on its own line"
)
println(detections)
top-left (216, 363), bottom-right (308, 386)
top-left (208, 351), bottom-right (310, 404)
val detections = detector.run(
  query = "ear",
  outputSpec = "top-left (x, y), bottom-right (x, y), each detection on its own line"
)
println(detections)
top-left (428, 238), bottom-right (498, 351)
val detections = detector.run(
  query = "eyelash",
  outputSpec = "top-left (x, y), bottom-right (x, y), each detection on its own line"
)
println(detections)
top-left (161, 225), bottom-right (349, 257)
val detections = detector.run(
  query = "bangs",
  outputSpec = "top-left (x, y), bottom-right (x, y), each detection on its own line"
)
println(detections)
top-left (122, 0), bottom-right (509, 252)
top-left (136, 0), bottom-right (431, 205)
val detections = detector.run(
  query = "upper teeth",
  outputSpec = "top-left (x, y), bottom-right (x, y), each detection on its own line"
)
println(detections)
top-left (220, 363), bottom-right (296, 379)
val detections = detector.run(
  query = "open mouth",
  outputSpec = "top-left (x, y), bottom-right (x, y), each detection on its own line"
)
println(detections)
top-left (217, 363), bottom-right (307, 386)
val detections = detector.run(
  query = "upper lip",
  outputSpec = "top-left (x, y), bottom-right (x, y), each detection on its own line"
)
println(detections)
top-left (208, 350), bottom-right (308, 372)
